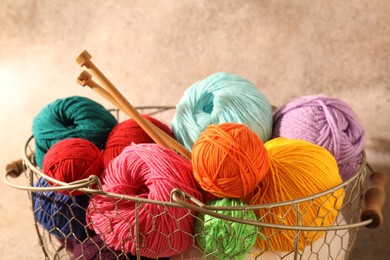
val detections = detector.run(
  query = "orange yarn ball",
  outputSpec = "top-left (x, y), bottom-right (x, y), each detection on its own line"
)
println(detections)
top-left (192, 123), bottom-right (269, 198)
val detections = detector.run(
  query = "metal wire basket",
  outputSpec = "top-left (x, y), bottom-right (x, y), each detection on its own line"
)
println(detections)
top-left (4, 106), bottom-right (387, 260)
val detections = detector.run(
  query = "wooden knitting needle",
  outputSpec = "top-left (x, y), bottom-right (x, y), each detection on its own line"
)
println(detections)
top-left (75, 55), bottom-right (191, 160)
top-left (77, 71), bottom-right (122, 108)
top-left (75, 50), bottom-right (173, 153)
top-left (77, 71), bottom-right (171, 138)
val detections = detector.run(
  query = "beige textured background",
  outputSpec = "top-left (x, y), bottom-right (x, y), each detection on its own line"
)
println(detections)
top-left (0, 1), bottom-right (389, 259)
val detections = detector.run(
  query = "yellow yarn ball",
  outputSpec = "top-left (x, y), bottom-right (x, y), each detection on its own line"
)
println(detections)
top-left (246, 137), bottom-right (345, 252)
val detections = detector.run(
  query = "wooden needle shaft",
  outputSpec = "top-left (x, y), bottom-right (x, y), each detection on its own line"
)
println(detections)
top-left (76, 51), bottom-right (172, 153)
top-left (75, 52), bottom-right (191, 160)
top-left (77, 71), bottom-right (189, 159)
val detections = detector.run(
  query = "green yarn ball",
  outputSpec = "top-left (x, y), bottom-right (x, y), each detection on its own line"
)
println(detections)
top-left (195, 198), bottom-right (258, 260)
top-left (32, 96), bottom-right (117, 168)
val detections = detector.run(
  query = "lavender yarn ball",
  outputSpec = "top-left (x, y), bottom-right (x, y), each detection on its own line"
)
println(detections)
top-left (273, 95), bottom-right (364, 181)
top-left (72, 234), bottom-right (169, 260)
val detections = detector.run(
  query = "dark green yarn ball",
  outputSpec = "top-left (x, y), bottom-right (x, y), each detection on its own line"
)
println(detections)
top-left (32, 96), bottom-right (117, 168)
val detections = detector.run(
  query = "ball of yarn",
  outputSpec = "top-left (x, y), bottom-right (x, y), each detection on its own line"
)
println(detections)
top-left (192, 123), bottom-right (269, 198)
top-left (72, 234), bottom-right (170, 260)
top-left (102, 114), bottom-right (174, 166)
top-left (171, 72), bottom-right (273, 150)
top-left (245, 213), bottom-right (349, 260)
top-left (32, 96), bottom-right (117, 168)
top-left (246, 137), bottom-right (345, 252)
top-left (87, 143), bottom-right (203, 258)
top-left (43, 138), bottom-right (104, 195)
top-left (272, 95), bottom-right (365, 181)
top-left (33, 178), bottom-right (92, 240)
top-left (195, 198), bottom-right (258, 260)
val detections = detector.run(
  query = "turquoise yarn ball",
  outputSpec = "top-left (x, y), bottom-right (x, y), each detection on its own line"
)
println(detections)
top-left (171, 72), bottom-right (272, 150)
top-left (32, 96), bottom-right (117, 168)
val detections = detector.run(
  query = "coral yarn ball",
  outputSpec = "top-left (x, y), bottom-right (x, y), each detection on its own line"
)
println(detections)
top-left (102, 114), bottom-right (174, 166)
top-left (87, 143), bottom-right (203, 258)
top-left (192, 123), bottom-right (269, 198)
top-left (43, 137), bottom-right (104, 195)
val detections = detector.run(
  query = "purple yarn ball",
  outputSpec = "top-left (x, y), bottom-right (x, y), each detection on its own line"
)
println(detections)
top-left (72, 234), bottom-right (134, 260)
top-left (72, 234), bottom-right (169, 260)
top-left (273, 95), bottom-right (364, 181)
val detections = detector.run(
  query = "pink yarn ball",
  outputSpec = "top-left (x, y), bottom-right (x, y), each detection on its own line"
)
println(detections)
top-left (86, 143), bottom-right (203, 258)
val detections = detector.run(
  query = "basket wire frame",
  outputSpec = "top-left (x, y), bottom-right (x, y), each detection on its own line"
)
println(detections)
top-left (17, 106), bottom-right (370, 260)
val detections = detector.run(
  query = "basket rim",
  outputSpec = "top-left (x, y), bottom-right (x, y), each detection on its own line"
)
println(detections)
top-left (23, 134), bottom-right (367, 208)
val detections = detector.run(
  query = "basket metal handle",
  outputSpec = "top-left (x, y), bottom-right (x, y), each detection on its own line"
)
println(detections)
top-left (361, 170), bottom-right (388, 229)
top-left (5, 157), bottom-right (26, 178)
top-left (4, 156), bottom-right (102, 192)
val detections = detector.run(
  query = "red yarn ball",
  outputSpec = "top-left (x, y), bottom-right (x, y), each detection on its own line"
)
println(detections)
top-left (42, 138), bottom-right (104, 195)
top-left (102, 114), bottom-right (174, 166)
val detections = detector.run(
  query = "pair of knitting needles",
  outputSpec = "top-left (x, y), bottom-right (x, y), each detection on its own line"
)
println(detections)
top-left (75, 50), bottom-right (191, 160)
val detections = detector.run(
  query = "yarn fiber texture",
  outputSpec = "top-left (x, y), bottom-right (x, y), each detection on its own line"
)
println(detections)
top-left (192, 123), bottom-right (269, 198)
top-left (247, 137), bottom-right (345, 252)
top-left (245, 213), bottom-right (349, 260)
top-left (102, 114), bottom-right (174, 166)
top-left (273, 95), bottom-right (364, 181)
top-left (43, 138), bottom-right (104, 195)
top-left (195, 198), bottom-right (258, 260)
top-left (87, 143), bottom-right (203, 258)
top-left (171, 72), bottom-right (273, 150)
top-left (32, 96), bottom-right (117, 168)
top-left (33, 178), bottom-right (92, 240)
top-left (72, 234), bottom-right (169, 260)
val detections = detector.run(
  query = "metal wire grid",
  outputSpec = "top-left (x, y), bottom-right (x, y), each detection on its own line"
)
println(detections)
top-left (18, 107), bottom-right (368, 260)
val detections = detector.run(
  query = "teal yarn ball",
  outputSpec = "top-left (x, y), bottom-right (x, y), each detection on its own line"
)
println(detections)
top-left (32, 96), bottom-right (117, 168)
top-left (195, 198), bottom-right (258, 260)
top-left (171, 72), bottom-right (273, 150)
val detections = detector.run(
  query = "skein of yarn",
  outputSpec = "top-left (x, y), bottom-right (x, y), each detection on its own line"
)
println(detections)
top-left (102, 114), bottom-right (174, 166)
top-left (195, 198), bottom-right (258, 260)
top-left (244, 213), bottom-right (349, 260)
top-left (43, 138), bottom-right (104, 195)
top-left (32, 96), bottom-right (117, 168)
top-left (87, 143), bottom-right (203, 258)
top-left (71, 234), bottom-right (170, 260)
top-left (33, 178), bottom-right (92, 240)
top-left (173, 213), bottom-right (349, 260)
top-left (192, 123), bottom-right (269, 198)
top-left (171, 72), bottom-right (273, 150)
top-left (273, 95), bottom-right (365, 181)
top-left (246, 137), bottom-right (345, 252)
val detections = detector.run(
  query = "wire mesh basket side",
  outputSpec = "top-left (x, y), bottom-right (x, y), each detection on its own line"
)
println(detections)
top-left (20, 106), bottom-right (370, 260)
top-left (23, 161), bottom-right (367, 260)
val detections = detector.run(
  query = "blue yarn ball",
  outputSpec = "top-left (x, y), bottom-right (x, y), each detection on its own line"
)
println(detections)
top-left (32, 96), bottom-right (117, 168)
top-left (33, 178), bottom-right (92, 240)
top-left (171, 72), bottom-right (273, 150)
